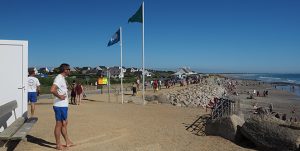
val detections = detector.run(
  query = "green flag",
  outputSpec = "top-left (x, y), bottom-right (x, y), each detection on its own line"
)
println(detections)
top-left (128, 4), bottom-right (143, 23)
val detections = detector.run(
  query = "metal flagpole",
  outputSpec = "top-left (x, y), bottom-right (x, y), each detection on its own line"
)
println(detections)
top-left (142, 1), bottom-right (145, 104)
top-left (108, 67), bottom-right (110, 102)
top-left (120, 27), bottom-right (124, 104)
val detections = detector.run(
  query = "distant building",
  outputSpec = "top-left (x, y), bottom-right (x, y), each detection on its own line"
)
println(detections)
top-left (134, 70), bottom-right (152, 77)
top-left (144, 70), bottom-right (152, 77)
top-left (108, 66), bottom-right (126, 78)
top-left (129, 67), bottom-right (139, 73)
top-left (173, 67), bottom-right (197, 79)
top-left (81, 66), bottom-right (92, 74)
top-left (38, 67), bottom-right (49, 74)
top-left (96, 66), bottom-right (107, 71)
top-left (69, 67), bottom-right (77, 72)
top-left (93, 66), bottom-right (108, 75)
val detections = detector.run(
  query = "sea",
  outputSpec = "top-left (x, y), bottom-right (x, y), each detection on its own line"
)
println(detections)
top-left (223, 73), bottom-right (300, 96)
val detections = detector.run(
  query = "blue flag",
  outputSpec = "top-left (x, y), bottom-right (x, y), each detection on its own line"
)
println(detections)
top-left (107, 29), bottom-right (120, 47)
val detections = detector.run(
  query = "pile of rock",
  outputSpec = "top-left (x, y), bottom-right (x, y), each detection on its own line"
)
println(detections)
top-left (166, 78), bottom-right (227, 107)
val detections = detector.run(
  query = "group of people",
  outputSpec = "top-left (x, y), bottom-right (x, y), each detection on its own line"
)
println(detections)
top-left (252, 102), bottom-right (298, 122)
top-left (131, 76), bottom-right (202, 95)
top-left (256, 90), bottom-right (269, 97)
top-left (28, 63), bottom-right (74, 150)
top-left (70, 80), bottom-right (84, 105)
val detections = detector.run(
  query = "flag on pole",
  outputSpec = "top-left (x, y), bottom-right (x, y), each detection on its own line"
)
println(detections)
top-left (128, 2), bottom-right (146, 103)
top-left (107, 29), bottom-right (120, 47)
top-left (128, 4), bottom-right (143, 23)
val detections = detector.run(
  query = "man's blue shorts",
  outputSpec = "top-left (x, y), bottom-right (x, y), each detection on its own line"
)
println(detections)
top-left (28, 92), bottom-right (38, 103)
top-left (53, 106), bottom-right (68, 121)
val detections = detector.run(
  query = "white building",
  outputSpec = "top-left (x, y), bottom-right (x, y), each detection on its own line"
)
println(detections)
top-left (173, 67), bottom-right (197, 79)
top-left (130, 67), bottom-right (139, 73)
top-left (0, 40), bottom-right (28, 132)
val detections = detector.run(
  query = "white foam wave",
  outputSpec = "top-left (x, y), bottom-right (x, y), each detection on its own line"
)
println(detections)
top-left (259, 76), bottom-right (281, 80)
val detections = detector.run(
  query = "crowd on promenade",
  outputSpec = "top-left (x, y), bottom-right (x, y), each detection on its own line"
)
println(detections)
top-left (131, 76), bottom-right (202, 95)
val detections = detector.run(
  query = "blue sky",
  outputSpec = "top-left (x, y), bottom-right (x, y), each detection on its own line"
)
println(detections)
top-left (0, 0), bottom-right (299, 73)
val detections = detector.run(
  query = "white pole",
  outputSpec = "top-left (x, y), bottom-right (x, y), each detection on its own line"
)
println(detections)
top-left (109, 69), bottom-right (111, 102)
top-left (120, 27), bottom-right (124, 104)
top-left (106, 67), bottom-right (110, 102)
top-left (142, 1), bottom-right (145, 104)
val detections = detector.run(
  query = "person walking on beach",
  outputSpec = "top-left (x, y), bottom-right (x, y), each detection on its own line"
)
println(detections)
top-left (75, 82), bottom-right (83, 105)
top-left (158, 80), bottom-right (162, 90)
top-left (50, 63), bottom-right (74, 150)
top-left (70, 80), bottom-right (76, 105)
top-left (136, 77), bottom-right (140, 91)
top-left (28, 69), bottom-right (40, 117)
top-left (153, 80), bottom-right (158, 92)
top-left (132, 82), bottom-right (137, 96)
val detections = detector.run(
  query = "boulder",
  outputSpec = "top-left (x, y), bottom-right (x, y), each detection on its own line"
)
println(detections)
top-left (256, 107), bottom-right (270, 115)
top-left (145, 95), bottom-right (155, 102)
top-left (205, 114), bottom-right (245, 142)
top-left (241, 115), bottom-right (300, 151)
top-left (157, 94), bottom-right (169, 104)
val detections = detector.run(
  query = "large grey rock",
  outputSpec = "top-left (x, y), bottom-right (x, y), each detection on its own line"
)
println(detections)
top-left (205, 114), bottom-right (245, 142)
top-left (256, 107), bottom-right (270, 115)
top-left (241, 115), bottom-right (300, 151)
top-left (145, 95), bottom-right (155, 101)
top-left (157, 94), bottom-right (169, 103)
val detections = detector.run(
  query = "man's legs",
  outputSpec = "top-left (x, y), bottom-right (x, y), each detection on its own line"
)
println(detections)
top-left (61, 120), bottom-right (73, 146)
top-left (30, 103), bottom-right (35, 116)
top-left (54, 121), bottom-right (63, 150)
top-left (28, 92), bottom-right (37, 116)
top-left (76, 95), bottom-right (79, 105)
top-left (78, 94), bottom-right (82, 105)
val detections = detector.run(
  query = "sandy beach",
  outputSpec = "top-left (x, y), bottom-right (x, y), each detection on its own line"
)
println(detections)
top-left (1, 78), bottom-right (300, 151)
top-left (233, 80), bottom-right (300, 118)
top-left (9, 96), bottom-right (249, 151)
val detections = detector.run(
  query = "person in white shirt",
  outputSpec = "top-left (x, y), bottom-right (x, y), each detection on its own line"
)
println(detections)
top-left (50, 63), bottom-right (74, 150)
top-left (28, 69), bottom-right (40, 117)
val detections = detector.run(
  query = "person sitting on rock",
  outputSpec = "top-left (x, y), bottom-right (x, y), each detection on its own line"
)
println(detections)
top-left (247, 93), bottom-right (254, 99)
top-left (275, 113), bottom-right (280, 119)
top-left (206, 99), bottom-right (217, 112)
top-left (253, 103), bottom-right (258, 114)
top-left (269, 103), bottom-right (273, 113)
top-left (282, 114), bottom-right (287, 121)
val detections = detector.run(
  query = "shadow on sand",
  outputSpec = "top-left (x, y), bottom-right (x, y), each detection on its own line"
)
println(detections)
top-left (183, 114), bottom-right (211, 136)
top-left (26, 135), bottom-right (56, 149)
top-left (0, 140), bottom-right (20, 151)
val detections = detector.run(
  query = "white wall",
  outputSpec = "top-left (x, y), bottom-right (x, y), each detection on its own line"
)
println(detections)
top-left (0, 40), bottom-right (28, 132)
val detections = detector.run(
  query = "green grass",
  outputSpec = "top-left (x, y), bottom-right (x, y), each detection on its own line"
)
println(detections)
top-left (39, 85), bottom-right (52, 94)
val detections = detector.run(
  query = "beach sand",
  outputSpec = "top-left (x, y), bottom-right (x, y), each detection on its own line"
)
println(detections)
top-left (233, 80), bottom-right (300, 119)
top-left (2, 80), bottom-right (300, 151)
top-left (3, 88), bottom-right (252, 151)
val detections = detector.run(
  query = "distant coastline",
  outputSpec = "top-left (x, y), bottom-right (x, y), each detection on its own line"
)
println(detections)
top-left (222, 73), bottom-right (300, 97)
